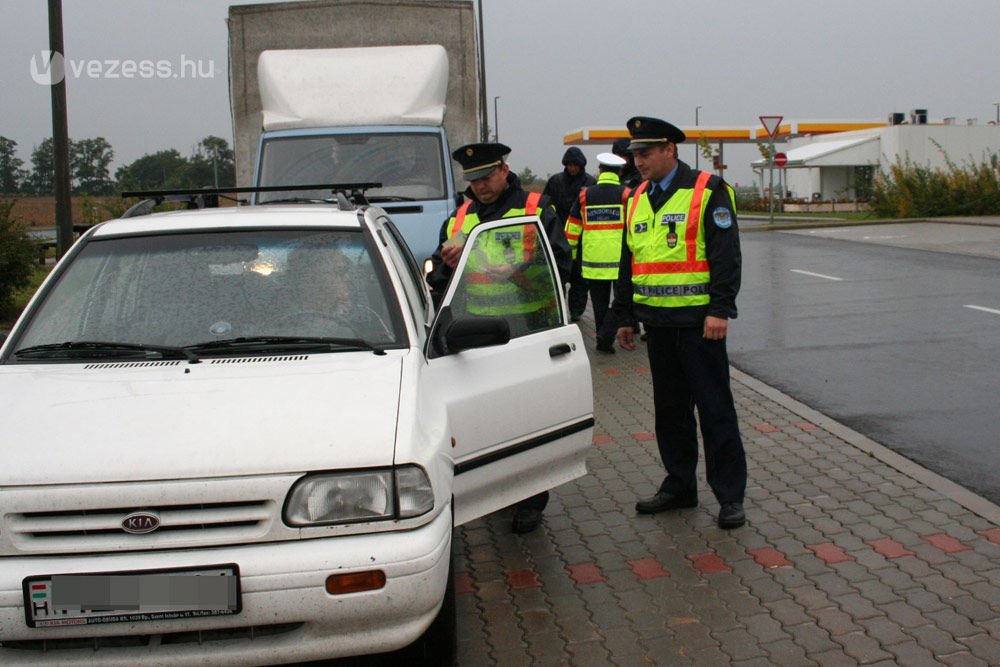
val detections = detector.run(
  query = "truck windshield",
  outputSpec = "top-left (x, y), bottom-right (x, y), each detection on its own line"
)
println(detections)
top-left (10, 230), bottom-right (405, 359)
top-left (257, 132), bottom-right (447, 203)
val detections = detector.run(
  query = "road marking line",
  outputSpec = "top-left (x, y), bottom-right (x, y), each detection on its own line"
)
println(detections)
top-left (790, 269), bottom-right (844, 281)
top-left (964, 304), bottom-right (1000, 316)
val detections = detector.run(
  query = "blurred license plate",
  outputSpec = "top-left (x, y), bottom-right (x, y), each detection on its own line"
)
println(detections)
top-left (24, 564), bottom-right (240, 628)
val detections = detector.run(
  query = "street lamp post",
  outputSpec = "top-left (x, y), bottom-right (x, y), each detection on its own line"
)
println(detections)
top-left (694, 106), bottom-right (702, 169)
top-left (994, 102), bottom-right (1000, 125)
top-left (493, 96), bottom-right (500, 142)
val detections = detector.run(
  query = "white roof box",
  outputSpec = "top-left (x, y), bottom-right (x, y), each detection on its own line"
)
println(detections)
top-left (258, 45), bottom-right (449, 131)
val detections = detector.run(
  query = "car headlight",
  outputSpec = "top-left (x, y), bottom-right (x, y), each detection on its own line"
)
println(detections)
top-left (284, 465), bottom-right (434, 526)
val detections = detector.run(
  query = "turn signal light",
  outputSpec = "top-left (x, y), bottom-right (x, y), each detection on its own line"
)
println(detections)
top-left (325, 570), bottom-right (387, 595)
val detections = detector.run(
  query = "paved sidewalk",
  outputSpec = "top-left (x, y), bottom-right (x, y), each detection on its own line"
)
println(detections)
top-left (453, 312), bottom-right (1000, 666)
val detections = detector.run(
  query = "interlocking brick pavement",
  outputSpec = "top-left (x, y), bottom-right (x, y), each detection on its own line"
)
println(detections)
top-left (452, 311), bottom-right (1000, 665)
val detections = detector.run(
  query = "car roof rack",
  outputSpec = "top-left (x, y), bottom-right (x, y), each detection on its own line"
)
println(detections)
top-left (119, 183), bottom-right (383, 218)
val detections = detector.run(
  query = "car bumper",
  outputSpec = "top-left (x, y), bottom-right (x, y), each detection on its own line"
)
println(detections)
top-left (0, 506), bottom-right (451, 665)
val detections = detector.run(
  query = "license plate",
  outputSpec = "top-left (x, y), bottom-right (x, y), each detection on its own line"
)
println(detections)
top-left (23, 564), bottom-right (241, 628)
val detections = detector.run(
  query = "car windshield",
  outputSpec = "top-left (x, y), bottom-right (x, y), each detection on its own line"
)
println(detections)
top-left (10, 229), bottom-right (405, 358)
top-left (257, 132), bottom-right (447, 203)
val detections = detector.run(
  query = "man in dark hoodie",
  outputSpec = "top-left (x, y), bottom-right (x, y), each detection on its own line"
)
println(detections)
top-left (543, 147), bottom-right (596, 321)
top-left (427, 142), bottom-right (571, 534)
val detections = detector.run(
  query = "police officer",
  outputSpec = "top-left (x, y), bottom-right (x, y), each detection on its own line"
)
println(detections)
top-left (613, 116), bottom-right (747, 530)
top-left (565, 152), bottom-right (630, 353)
top-left (427, 142), bottom-right (571, 534)
top-left (612, 137), bottom-right (642, 189)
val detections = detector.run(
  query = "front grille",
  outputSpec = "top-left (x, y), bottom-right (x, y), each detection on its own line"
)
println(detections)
top-left (1, 477), bottom-right (300, 555)
top-left (0, 622), bottom-right (303, 651)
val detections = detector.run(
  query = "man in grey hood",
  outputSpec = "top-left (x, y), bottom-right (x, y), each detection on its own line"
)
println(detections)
top-left (544, 147), bottom-right (596, 320)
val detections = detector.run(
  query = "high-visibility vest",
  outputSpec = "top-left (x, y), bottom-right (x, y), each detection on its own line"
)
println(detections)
top-left (566, 171), bottom-right (629, 280)
top-left (446, 192), bottom-right (551, 315)
top-left (624, 171), bottom-right (721, 309)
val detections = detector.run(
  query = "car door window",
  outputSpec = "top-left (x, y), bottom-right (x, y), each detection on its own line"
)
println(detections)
top-left (446, 218), bottom-right (561, 339)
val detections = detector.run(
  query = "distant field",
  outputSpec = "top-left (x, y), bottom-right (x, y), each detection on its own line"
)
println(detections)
top-left (1, 196), bottom-right (120, 228)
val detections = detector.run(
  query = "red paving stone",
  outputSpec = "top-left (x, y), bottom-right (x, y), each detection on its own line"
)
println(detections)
top-left (751, 423), bottom-right (781, 433)
top-left (749, 547), bottom-right (794, 568)
top-left (505, 569), bottom-right (542, 589)
top-left (688, 552), bottom-right (731, 574)
top-left (866, 538), bottom-right (915, 559)
top-left (455, 572), bottom-right (476, 595)
top-left (980, 528), bottom-right (1000, 544)
top-left (592, 434), bottom-right (615, 446)
top-left (791, 420), bottom-right (820, 431)
top-left (631, 432), bottom-right (656, 442)
top-left (627, 558), bottom-right (670, 580)
top-left (566, 562), bottom-right (607, 585)
top-left (921, 533), bottom-right (971, 553)
top-left (602, 368), bottom-right (621, 376)
top-left (634, 367), bottom-right (651, 374)
top-left (807, 542), bottom-right (855, 564)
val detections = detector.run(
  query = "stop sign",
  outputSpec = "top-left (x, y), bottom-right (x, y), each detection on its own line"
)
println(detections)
top-left (774, 152), bottom-right (788, 167)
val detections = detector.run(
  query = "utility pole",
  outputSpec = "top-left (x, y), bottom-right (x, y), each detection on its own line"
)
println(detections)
top-left (476, 0), bottom-right (489, 141)
top-left (694, 105), bottom-right (702, 169)
top-left (47, 0), bottom-right (73, 258)
top-left (493, 96), bottom-right (500, 142)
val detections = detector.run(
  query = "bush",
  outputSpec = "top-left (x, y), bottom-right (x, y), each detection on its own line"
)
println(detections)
top-left (0, 199), bottom-right (38, 318)
top-left (869, 153), bottom-right (1000, 218)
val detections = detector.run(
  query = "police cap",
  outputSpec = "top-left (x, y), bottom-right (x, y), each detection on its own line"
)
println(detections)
top-left (596, 152), bottom-right (626, 168)
top-left (452, 142), bottom-right (511, 180)
top-left (611, 137), bottom-right (631, 157)
top-left (625, 116), bottom-right (686, 151)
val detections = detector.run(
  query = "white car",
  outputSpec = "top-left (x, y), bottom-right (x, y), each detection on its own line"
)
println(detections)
top-left (0, 201), bottom-right (593, 665)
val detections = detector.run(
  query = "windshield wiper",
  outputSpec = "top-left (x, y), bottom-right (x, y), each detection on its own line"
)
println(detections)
top-left (185, 336), bottom-right (386, 356)
top-left (258, 197), bottom-right (336, 205)
top-left (14, 341), bottom-right (201, 363)
top-left (367, 195), bottom-right (417, 202)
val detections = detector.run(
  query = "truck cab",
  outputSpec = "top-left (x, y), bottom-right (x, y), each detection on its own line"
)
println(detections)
top-left (251, 45), bottom-right (459, 266)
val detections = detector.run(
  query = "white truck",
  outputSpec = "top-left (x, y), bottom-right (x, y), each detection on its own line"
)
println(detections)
top-left (228, 0), bottom-right (484, 264)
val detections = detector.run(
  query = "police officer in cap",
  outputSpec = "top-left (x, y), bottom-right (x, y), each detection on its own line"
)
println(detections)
top-left (565, 152), bottom-right (631, 353)
top-left (613, 116), bottom-right (748, 529)
top-left (427, 142), bottom-right (571, 534)
top-left (612, 137), bottom-right (642, 189)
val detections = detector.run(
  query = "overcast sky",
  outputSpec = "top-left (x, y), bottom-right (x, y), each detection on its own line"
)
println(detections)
top-left (3, 0), bottom-right (1000, 188)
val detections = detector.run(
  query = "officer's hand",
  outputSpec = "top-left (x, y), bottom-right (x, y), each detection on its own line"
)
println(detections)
top-left (441, 244), bottom-right (462, 269)
top-left (617, 326), bottom-right (636, 351)
top-left (703, 316), bottom-right (729, 340)
top-left (485, 263), bottom-right (514, 280)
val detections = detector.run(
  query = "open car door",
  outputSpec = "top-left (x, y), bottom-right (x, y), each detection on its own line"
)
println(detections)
top-left (426, 216), bottom-right (594, 526)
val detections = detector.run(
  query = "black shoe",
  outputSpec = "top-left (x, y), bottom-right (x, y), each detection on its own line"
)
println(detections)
top-left (570, 313), bottom-right (582, 323)
top-left (595, 338), bottom-right (615, 354)
top-left (635, 490), bottom-right (698, 515)
top-left (511, 508), bottom-right (543, 534)
top-left (718, 502), bottom-right (746, 529)
top-left (639, 332), bottom-right (648, 341)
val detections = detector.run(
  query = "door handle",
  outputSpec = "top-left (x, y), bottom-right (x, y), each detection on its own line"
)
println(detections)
top-left (549, 343), bottom-right (572, 358)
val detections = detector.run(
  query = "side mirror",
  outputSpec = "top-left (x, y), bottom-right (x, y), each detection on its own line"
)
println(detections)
top-left (444, 315), bottom-right (510, 353)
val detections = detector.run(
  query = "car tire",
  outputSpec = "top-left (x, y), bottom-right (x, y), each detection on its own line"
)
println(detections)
top-left (393, 532), bottom-right (457, 666)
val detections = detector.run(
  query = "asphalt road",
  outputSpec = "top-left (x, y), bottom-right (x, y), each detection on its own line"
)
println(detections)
top-left (729, 221), bottom-right (1000, 506)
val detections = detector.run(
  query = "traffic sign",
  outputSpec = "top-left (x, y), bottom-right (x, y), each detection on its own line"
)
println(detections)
top-left (759, 115), bottom-right (783, 138)
top-left (774, 152), bottom-right (788, 167)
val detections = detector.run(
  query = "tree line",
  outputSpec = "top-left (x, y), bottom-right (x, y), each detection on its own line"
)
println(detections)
top-left (0, 135), bottom-right (235, 196)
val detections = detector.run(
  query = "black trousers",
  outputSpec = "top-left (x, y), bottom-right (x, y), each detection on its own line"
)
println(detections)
top-left (645, 326), bottom-right (747, 504)
top-left (567, 257), bottom-right (588, 317)
top-left (587, 279), bottom-right (617, 342)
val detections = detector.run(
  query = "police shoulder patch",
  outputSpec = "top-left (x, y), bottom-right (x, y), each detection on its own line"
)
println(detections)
top-left (712, 207), bottom-right (733, 229)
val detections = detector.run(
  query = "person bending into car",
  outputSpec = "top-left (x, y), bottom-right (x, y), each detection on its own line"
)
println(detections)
top-left (427, 141), bottom-right (571, 534)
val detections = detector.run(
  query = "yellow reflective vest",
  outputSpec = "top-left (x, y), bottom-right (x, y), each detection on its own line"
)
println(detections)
top-left (565, 171), bottom-right (629, 280)
top-left (624, 171), bottom-right (726, 309)
top-left (445, 192), bottom-right (552, 315)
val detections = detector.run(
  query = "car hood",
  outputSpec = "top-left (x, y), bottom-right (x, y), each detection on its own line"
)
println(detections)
top-left (0, 353), bottom-right (403, 486)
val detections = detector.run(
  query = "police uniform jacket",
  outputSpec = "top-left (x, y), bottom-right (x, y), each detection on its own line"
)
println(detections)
top-left (613, 160), bottom-right (741, 329)
top-left (427, 173), bottom-right (572, 296)
top-left (542, 169), bottom-right (597, 223)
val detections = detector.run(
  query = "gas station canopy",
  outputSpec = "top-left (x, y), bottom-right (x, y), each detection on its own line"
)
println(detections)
top-left (563, 121), bottom-right (889, 145)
